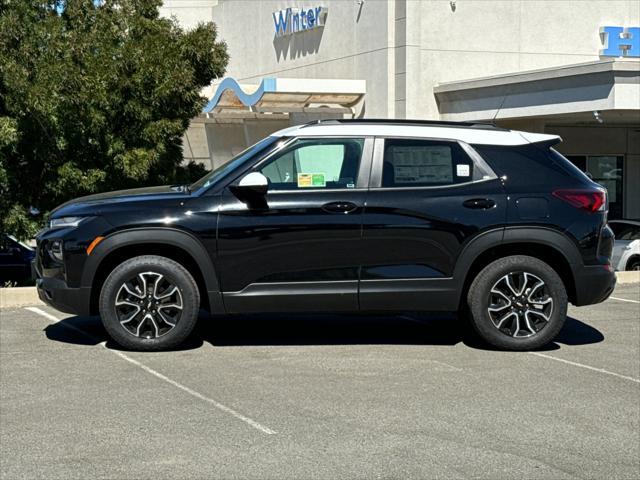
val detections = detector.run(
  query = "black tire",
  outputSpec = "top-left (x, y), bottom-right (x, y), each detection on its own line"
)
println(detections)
top-left (466, 255), bottom-right (567, 351)
top-left (626, 257), bottom-right (640, 271)
top-left (99, 255), bottom-right (200, 351)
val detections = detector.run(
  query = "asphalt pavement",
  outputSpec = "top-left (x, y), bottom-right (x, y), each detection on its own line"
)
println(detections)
top-left (1, 285), bottom-right (639, 479)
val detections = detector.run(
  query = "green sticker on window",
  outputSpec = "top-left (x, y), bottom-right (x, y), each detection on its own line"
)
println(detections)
top-left (311, 173), bottom-right (326, 187)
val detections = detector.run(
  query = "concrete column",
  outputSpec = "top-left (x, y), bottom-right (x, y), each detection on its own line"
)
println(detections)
top-left (393, 0), bottom-right (422, 119)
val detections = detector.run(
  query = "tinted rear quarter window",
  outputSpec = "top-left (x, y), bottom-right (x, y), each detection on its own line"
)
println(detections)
top-left (473, 144), bottom-right (589, 188)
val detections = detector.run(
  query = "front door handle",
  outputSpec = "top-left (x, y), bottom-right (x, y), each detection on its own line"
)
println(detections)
top-left (322, 201), bottom-right (359, 214)
top-left (463, 198), bottom-right (496, 209)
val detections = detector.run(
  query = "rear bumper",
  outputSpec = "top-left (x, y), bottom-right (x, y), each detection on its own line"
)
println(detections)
top-left (573, 264), bottom-right (616, 306)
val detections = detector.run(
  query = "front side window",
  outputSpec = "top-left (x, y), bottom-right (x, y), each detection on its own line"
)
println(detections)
top-left (382, 139), bottom-right (477, 188)
top-left (259, 138), bottom-right (364, 190)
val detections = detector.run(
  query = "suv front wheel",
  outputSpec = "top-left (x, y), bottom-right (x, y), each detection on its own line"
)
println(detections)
top-left (99, 255), bottom-right (200, 351)
top-left (467, 255), bottom-right (568, 350)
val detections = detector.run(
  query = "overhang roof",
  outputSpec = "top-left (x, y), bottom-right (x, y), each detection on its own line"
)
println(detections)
top-left (434, 59), bottom-right (640, 122)
top-left (202, 77), bottom-right (366, 114)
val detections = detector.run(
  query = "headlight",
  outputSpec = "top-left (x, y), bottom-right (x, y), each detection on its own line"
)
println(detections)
top-left (49, 240), bottom-right (64, 262)
top-left (49, 216), bottom-right (91, 229)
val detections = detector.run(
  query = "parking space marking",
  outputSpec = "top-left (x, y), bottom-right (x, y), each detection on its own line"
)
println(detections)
top-left (529, 352), bottom-right (640, 384)
top-left (25, 307), bottom-right (277, 435)
top-left (609, 296), bottom-right (640, 304)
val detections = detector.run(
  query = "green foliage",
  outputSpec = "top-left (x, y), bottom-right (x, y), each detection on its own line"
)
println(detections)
top-left (0, 0), bottom-right (227, 239)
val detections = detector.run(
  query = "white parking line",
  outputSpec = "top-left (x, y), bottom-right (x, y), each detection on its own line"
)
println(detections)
top-left (609, 296), bottom-right (640, 304)
top-left (529, 352), bottom-right (640, 384)
top-left (25, 307), bottom-right (277, 435)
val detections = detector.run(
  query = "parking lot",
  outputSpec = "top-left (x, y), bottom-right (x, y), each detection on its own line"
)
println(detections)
top-left (1, 285), bottom-right (638, 480)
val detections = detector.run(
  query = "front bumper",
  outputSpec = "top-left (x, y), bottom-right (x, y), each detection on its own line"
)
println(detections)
top-left (573, 264), bottom-right (616, 306)
top-left (33, 261), bottom-right (92, 316)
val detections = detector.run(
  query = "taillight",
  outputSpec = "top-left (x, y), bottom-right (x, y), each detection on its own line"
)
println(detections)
top-left (552, 188), bottom-right (606, 213)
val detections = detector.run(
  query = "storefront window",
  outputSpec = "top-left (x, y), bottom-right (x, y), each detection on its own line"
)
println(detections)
top-left (567, 155), bottom-right (624, 219)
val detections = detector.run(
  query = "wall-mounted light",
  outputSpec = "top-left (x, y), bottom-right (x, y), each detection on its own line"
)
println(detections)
top-left (450, 0), bottom-right (457, 12)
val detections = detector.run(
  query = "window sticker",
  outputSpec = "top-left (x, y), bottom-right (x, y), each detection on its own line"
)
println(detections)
top-left (456, 164), bottom-right (470, 177)
top-left (390, 145), bottom-right (453, 184)
top-left (297, 173), bottom-right (326, 188)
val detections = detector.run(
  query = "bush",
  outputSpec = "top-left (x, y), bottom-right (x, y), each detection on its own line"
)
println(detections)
top-left (0, 0), bottom-right (228, 239)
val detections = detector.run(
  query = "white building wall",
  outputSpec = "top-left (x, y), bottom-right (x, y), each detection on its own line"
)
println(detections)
top-left (415, 0), bottom-right (640, 118)
top-left (165, 0), bottom-right (639, 120)
top-left (160, 0), bottom-right (219, 29)
top-left (208, 0), bottom-right (396, 117)
top-left (162, 0), bottom-right (639, 120)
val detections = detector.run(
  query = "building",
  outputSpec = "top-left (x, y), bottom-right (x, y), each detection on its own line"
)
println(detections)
top-left (161, 0), bottom-right (640, 219)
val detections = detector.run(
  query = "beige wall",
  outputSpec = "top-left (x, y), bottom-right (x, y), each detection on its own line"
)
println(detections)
top-left (160, 0), bottom-right (219, 29)
top-left (416, 0), bottom-right (640, 118)
top-left (164, 0), bottom-right (639, 120)
top-left (210, 0), bottom-right (395, 118)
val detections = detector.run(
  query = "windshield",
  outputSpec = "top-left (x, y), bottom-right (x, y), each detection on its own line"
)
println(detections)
top-left (4, 234), bottom-right (33, 251)
top-left (609, 222), bottom-right (640, 240)
top-left (190, 136), bottom-right (281, 191)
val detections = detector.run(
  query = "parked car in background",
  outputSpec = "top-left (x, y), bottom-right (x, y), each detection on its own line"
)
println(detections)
top-left (0, 234), bottom-right (36, 285)
top-left (609, 220), bottom-right (640, 271)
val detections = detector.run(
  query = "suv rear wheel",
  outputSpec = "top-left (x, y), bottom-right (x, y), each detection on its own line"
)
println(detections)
top-left (99, 255), bottom-right (200, 351)
top-left (467, 255), bottom-right (567, 350)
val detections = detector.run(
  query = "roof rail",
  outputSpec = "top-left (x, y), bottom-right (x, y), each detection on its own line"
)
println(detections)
top-left (300, 118), bottom-right (507, 131)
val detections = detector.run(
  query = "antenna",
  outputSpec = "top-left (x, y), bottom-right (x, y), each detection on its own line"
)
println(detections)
top-left (492, 89), bottom-right (509, 124)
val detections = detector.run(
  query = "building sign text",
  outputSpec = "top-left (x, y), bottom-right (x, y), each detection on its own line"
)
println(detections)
top-left (273, 6), bottom-right (327, 36)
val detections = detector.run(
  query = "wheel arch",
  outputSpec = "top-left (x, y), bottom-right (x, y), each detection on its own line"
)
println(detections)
top-left (82, 228), bottom-right (222, 315)
top-left (455, 227), bottom-right (580, 305)
top-left (626, 254), bottom-right (640, 271)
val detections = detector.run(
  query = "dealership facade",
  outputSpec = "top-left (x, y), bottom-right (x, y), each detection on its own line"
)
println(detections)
top-left (160, 0), bottom-right (640, 219)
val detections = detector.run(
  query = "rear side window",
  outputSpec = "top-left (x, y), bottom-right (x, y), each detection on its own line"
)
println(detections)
top-left (382, 139), bottom-right (477, 187)
top-left (473, 144), bottom-right (591, 186)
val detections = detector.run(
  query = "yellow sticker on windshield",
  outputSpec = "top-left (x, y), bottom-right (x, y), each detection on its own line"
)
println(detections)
top-left (297, 173), bottom-right (325, 187)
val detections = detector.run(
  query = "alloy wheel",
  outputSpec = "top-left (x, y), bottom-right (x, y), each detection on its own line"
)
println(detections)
top-left (487, 271), bottom-right (554, 338)
top-left (114, 271), bottom-right (183, 339)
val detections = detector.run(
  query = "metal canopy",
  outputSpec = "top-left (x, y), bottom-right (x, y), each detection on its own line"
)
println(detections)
top-left (202, 77), bottom-right (366, 115)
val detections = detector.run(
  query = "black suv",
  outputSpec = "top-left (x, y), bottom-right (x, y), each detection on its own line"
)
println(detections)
top-left (34, 119), bottom-right (616, 351)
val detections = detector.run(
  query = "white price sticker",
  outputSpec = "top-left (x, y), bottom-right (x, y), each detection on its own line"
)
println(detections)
top-left (456, 164), bottom-right (470, 177)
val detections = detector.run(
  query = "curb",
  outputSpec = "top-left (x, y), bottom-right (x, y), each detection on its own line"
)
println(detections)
top-left (1, 272), bottom-right (638, 310)
top-left (0, 287), bottom-right (43, 309)
top-left (616, 271), bottom-right (640, 285)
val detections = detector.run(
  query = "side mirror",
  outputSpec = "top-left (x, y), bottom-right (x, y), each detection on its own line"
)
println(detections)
top-left (230, 172), bottom-right (268, 201)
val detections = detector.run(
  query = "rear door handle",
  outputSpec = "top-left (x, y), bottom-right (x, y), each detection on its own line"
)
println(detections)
top-left (463, 198), bottom-right (496, 209)
top-left (322, 201), bottom-right (359, 214)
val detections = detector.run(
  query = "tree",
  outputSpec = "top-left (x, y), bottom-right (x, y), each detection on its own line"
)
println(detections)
top-left (0, 0), bottom-right (228, 239)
